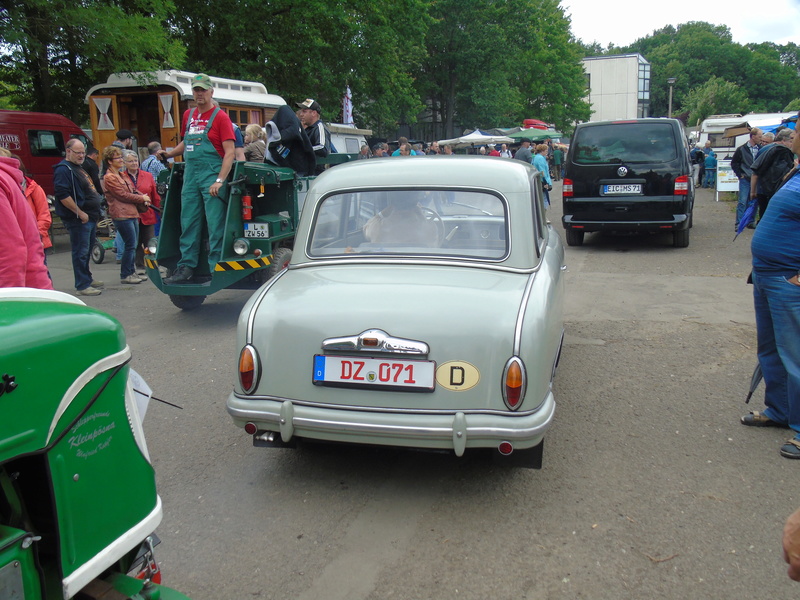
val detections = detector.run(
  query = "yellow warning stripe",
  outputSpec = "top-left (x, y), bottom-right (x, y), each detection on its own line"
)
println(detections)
top-left (145, 257), bottom-right (158, 269)
top-left (214, 257), bottom-right (272, 272)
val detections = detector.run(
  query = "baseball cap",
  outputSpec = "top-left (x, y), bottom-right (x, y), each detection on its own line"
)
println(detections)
top-left (191, 73), bottom-right (213, 90)
top-left (296, 98), bottom-right (322, 113)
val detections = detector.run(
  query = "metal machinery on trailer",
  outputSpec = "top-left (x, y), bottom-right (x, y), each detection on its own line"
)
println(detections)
top-left (145, 155), bottom-right (354, 309)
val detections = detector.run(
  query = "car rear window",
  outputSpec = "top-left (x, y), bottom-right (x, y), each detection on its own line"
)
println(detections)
top-left (308, 189), bottom-right (508, 260)
top-left (573, 123), bottom-right (679, 165)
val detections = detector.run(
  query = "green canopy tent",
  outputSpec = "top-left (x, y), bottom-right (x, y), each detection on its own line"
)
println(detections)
top-left (507, 129), bottom-right (564, 142)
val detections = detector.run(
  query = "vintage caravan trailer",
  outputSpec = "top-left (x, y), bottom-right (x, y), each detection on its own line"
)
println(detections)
top-left (85, 70), bottom-right (286, 155)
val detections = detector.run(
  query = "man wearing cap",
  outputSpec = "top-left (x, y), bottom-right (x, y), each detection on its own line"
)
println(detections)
top-left (158, 73), bottom-right (235, 284)
top-left (296, 98), bottom-right (330, 175)
top-left (114, 129), bottom-right (134, 150)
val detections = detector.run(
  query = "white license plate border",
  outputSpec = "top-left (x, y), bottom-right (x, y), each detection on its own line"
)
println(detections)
top-left (244, 223), bottom-right (270, 238)
top-left (312, 354), bottom-right (437, 393)
top-left (602, 183), bottom-right (643, 195)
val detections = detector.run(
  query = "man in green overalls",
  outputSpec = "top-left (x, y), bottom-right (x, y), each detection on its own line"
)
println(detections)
top-left (159, 73), bottom-right (235, 284)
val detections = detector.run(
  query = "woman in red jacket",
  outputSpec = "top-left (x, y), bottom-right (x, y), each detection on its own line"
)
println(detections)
top-left (17, 157), bottom-right (52, 256)
top-left (102, 146), bottom-right (150, 284)
top-left (122, 150), bottom-right (160, 273)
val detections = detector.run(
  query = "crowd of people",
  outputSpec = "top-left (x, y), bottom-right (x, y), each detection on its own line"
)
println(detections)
top-left (730, 126), bottom-right (798, 231)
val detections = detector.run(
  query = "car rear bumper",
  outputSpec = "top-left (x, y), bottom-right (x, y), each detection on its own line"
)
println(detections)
top-left (226, 392), bottom-right (555, 456)
top-left (562, 213), bottom-right (690, 232)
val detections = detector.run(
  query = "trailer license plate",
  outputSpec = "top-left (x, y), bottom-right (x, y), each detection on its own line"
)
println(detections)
top-left (244, 223), bottom-right (269, 238)
top-left (603, 184), bottom-right (642, 195)
top-left (313, 355), bottom-right (435, 391)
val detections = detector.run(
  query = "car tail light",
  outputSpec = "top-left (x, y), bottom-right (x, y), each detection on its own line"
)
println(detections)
top-left (239, 345), bottom-right (260, 394)
top-left (562, 178), bottom-right (573, 197)
top-left (502, 357), bottom-right (526, 411)
top-left (674, 175), bottom-right (689, 196)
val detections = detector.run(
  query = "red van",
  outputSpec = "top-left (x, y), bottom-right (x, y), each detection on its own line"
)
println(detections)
top-left (0, 110), bottom-right (91, 196)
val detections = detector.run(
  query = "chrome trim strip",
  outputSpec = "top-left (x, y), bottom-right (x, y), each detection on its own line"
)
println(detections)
top-left (246, 267), bottom-right (288, 344)
top-left (322, 328), bottom-right (429, 355)
top-left (513, 271), bottom-right (537, 356)
top-left (293, 258), bottom-right (539, 275)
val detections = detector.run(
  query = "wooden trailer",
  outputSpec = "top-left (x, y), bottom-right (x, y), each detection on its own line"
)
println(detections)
top-left (85, 70), bottom-right (286, 157)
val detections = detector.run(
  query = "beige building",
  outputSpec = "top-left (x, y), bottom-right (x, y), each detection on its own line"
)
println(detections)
top-left (582, 54), bottom-right (651, 122)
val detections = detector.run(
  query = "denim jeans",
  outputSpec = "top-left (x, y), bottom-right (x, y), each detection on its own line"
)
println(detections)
top-left (63, 219), bottom-right (96, 291)
top-left (736, 178), bottom-right (751, 227)
top-left (752, 271), bottom-right (800, 433)
top-left (113, 218), bottom-right (139, 279)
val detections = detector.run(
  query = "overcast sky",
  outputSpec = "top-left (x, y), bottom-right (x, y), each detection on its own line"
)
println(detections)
top-left (563, 0), bottom-right (800, 48)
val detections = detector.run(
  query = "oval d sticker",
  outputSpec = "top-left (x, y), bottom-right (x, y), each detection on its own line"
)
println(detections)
top-left (436, 361), bottom-right (480, 391)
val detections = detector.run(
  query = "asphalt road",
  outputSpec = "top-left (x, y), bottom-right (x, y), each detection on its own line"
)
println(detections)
top-left (43, 183), bottom-right (799, 599)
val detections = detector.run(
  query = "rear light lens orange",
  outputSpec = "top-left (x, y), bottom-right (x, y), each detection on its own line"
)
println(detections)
top-left (562, 178), bottom-right (573, 197)
top-left (502, 357), bottom-right (526, 411)
top-left (674, 175), bottom-right (689, 195)
top-left (238, 345), bottom-right (260, 394)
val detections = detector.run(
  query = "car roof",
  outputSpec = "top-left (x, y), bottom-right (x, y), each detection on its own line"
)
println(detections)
top-left (309, 155), bottom-right (536, 194)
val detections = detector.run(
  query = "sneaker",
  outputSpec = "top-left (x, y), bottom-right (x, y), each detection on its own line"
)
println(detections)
top-left (163, 265), bottom-right (194, 285)
top-left (115, 259), bottom-right (122, 265)
top-left (136, 267), bottom-right (146, 275)
top-left (121, 274), bottom-right (142, 284)
top-left (76, 287), bottom-right (102, 296)
top-left (90, 280), bottom-right (104, 288)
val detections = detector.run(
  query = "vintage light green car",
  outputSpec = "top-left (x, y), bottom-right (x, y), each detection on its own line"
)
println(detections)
top-left (226, 156), bottom-right (565, 468)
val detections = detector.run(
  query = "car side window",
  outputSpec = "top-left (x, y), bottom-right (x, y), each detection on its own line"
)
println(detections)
top-left (28, 129), bottom-right (65, 157)
top-left (530, 174), bottom-right (547, 256)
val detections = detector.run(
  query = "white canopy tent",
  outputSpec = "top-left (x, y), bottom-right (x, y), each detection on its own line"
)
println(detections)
top-left (438, 129), bottom-right (514, 149)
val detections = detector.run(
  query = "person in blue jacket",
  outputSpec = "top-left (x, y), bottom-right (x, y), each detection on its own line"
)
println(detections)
top-left (703, 148), bottom-right (717, 188)
top-left (532, 143), bottom-right (553, 207)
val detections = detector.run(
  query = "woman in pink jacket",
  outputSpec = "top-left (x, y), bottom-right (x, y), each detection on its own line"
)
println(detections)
top-left (102, 146), bottom-right (150, 284)
top-left (0, 148), bottom-right (52, 289)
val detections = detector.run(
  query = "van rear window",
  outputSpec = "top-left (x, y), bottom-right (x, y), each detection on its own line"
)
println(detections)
top-left (28, 130), bottom-right (65, 157)
top-left (573, 123), bottom-right (679, 165)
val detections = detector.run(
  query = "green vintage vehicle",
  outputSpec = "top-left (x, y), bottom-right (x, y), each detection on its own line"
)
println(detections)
top-left (145, 155), bottom-right (355, 310)
top-left (0, 289), bottom-right (189, 599)
top-left (227, 156), bottom-right (566, 468)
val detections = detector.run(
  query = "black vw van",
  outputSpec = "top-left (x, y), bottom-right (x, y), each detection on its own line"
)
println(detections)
top-left (561, 118), bottom-right (694, 247)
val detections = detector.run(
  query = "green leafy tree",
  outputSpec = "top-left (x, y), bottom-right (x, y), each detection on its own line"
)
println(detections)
top-left (169, 0), bottom-right (429, 135)
top-left (683, 76), bottom-right (749, 126)
top-left (784, 98), bottom-right (800, 111)
top-left (418, 0), bottom-right (589, 138)
top-left (0, 0), bottom-right (185, 124)
top-left (618, 22), bottom-right (800, 118)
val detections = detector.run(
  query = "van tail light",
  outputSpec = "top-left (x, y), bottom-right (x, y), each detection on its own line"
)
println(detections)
top-left (562, 178), bottom-right (573, 197)
top-left (238, 345), bottom-right (260, 394)
top-left (502, 357), bottom-right (526, 411)
top-left (674, 175), bottom-right (689, 196)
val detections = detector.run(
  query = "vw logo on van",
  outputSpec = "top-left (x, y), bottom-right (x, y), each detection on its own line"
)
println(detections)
top-left (617, 166), bottom-right (628, 177)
